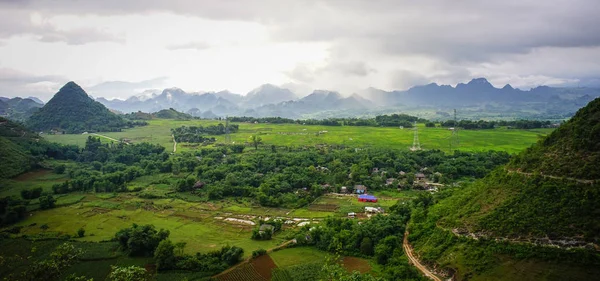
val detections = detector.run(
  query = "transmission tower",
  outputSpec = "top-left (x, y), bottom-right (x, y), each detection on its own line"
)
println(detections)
top-left (225, 116), bottom-right (231, 143)
top-left (449, 109), bottom-right (459, 151)
top-left (410, 121), bottom-right (421, 151)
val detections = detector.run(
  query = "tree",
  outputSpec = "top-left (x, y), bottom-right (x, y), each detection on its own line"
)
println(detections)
top-left (174, 241), bottom-right (187, 256)
top-left (220, 246), bottom-right (244, 266)
top-left (39, 193), bottom-right (56, 209)
top-left (249, 135), bottom-right (262, 150)
top-left (54, 164), bottom-right (66, 174)
top-left (154, 240), bottom-right (176, 270)
top-left (22, 243), bottom-right (83, 281)
top-left (360, 237), bottom-right (374, 255)
top-left (115, 224), bottom-right (170, 256)
top-left (425, 122), bottom-right (436, 128)
top-left (108, 266), bottom-right (149, 281)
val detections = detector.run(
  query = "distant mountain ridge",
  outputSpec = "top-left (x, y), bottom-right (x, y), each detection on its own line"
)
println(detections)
top-left (0, 97), bottom-right (44, 121)
top-left (83, 78), bottom-right (600, 119)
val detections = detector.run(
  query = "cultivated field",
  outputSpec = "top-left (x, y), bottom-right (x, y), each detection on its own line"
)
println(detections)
top-left (43, 119), bottom-right (553, 154)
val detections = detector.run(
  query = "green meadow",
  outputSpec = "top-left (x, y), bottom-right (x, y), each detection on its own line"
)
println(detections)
top-left (44, 119), bottom-right (553, 154)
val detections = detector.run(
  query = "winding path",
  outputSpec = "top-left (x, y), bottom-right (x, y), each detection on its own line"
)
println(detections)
top-left (90, 133), bottom-right (128, 145)
top-left (403, 231), bottom-right (443, 281)
top-left (172, 134), bottom-right (177, 152)
top-left (505, 168), bottom-right (596, 185)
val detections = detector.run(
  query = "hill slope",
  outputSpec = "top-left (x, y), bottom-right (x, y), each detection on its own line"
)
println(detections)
top-left (0, 117), bottom-right (38, 178)
top-left (27, 82), bottom-right (127, 133)
top-left (510, 97), bottom-right (600, 179)
top-left (408, 98), bottom-right (600, 280)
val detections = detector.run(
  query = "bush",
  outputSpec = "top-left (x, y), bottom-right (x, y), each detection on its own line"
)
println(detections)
top-left (114, 224), bottom-right (170, 256)
top-left (54, 164), bottom-right (66, 174)
top-left (21, 187), bottom-right (43, 200)
top-left (252, 248), bottom-right (267, 258)
top-left (39, 194), bottom-right (56, 210)
top-left (77, 228), bottom-right (85, 237)
top-left (154, 240), bottom-right (176, 270)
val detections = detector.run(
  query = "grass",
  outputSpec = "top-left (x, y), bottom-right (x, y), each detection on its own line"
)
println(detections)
top-left (291, 192), bottom-right (416, 217)
top-left (270, 247), bottom-right (328, 268)
top-left (0, 169), bottom-right (68, 198)
top-left (6, 197), bottom-right (285, 257)
top-left (44, 119), bottom-right (553, 154)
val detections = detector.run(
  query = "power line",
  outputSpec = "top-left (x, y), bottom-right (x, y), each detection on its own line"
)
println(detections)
top-left (410, 121), bottom-right (421, 151)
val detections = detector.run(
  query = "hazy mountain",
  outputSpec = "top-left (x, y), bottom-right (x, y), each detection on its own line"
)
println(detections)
top-left (87, 78), bottom-right (600, 119)
top-left (27, 82), bottom-right (127, 133)
top-left (0, 100), bottom-right (9, 115)
top-left (0, 97), bottom-right (44, 121)
top-left (243, 84), bottom-right (297, 108)
top-left (26, 96), bottom-right (44, 104)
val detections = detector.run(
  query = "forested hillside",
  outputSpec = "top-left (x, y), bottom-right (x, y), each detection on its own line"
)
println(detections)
top-left (407, 98), bottom-right (600, 280)
top-left (510, 97), bottom-right (600, 179)
top-left (27, 82), bottom-right (129, 133)
top-left (0, 117), bottom-right (80, 179)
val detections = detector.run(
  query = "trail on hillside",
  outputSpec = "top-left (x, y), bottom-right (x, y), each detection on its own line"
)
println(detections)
top-left (505, 169), bottom-right (596, 184)
top-left (90, 133), bottom-right (128, 145)
top-left (403, 231), bottom-right (443, 281)
top-left (172, 134), bottom-right (177, 152)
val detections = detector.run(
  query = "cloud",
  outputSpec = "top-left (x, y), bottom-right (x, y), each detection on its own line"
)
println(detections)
top-left (322, 61), bottom-right (376, 77)
top-left (87, 77), bottom-right (169, 99)
top-left (0, 68), bottom-right (66, 84)
top-left (0, 68), bottom-right (68, 101)
top-left (166, 41), bottom-right (211, 51)
top-left (0, 8), bottom-right (124, 45)
top-left (1, 0), bottom-right (599, 94)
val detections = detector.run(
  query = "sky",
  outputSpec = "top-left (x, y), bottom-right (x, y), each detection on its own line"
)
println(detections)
top-left (1, 0), bottom-right (600, 101)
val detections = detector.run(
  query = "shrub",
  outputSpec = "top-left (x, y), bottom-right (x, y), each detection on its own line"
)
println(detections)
top-left (252, 248), bottom-right (267, 258)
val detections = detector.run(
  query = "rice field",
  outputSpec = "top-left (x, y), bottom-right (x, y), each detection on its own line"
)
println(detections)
top-left (43, 119), bottom-right (553, 154)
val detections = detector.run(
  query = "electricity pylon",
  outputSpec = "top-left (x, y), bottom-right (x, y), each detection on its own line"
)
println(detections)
top-left (410, 121), bottom-right (421, 151)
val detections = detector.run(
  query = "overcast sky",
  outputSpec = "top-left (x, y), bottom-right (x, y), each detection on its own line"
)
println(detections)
top-left (1, 0), bottom-right (599, 101)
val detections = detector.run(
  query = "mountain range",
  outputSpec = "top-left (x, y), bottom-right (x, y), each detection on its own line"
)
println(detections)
top-left (0, 97), bottom-right (44, 121)
top-left (91, 78), bottom-right (600, 120)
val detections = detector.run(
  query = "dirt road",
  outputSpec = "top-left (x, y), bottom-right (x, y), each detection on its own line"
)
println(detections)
top-left (172, 134), bottom-right (177, 152)
top-left (505, 169), bottom-right (596, 184)
top-left (90, 133), bottom-right (128, 144)
top-left (403, 231), bottom-right (443, 281)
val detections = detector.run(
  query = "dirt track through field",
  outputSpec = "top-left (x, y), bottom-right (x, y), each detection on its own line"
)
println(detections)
top-left (172, 134), bottom-right (177, 152)
top-left (90, 133), bottom-right (128, 145)
top-left (403, 231), bottom-right (442, 281)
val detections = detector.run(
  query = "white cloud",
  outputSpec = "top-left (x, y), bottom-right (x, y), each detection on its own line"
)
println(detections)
top-left (0, 0), bottom-right (599, 98)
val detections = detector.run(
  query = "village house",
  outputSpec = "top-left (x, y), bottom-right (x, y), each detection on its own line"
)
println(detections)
top-left (354, 185), bottom-right (367, 194)
top-left (347, 212), bottom-right (356, 218)
top-left (364, 206), bottom-right (384, 214)
top-left (385, 178), bottom-right (396, 186)
top-left (340, 186), bottom-right (348, 193)
top-left (193, 181), bottom-right (205, 189)
top-left (358, 194), bottom-right (377, 203)
top-left (415, 173), bottom-right (426, 181)
top-left (259, 224), bottom-right (274, 234)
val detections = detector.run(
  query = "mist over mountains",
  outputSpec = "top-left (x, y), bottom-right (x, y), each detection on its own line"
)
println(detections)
top-left (4, 78), bottom-right (600, 120)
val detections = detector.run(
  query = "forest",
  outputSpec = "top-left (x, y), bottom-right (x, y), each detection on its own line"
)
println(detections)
top-left (229, 114), bottom-right (427, 127)
top-left (171, 123), bottom-right (239, 143)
